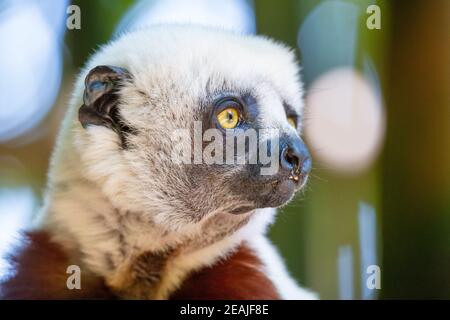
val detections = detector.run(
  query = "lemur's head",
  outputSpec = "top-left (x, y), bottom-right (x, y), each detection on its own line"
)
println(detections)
top-left (71, 25), bottom-right (310, 230)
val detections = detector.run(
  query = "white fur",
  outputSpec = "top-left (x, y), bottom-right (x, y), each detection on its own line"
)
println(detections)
top-left (33, 25), bottom-right (315, 299)
top-left (246, 232), bottom-right (318, 299)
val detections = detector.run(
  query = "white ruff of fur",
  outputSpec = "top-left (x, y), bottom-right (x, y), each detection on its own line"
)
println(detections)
top-left (32, 25), bottom-right (316, 299)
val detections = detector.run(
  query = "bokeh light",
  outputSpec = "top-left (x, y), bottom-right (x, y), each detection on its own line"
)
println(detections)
top-left (0, 0), bottom-right (67, 143)
top-left (0, 185), bottom-right (36, 276)
top-left (304, 68), bottom-right (385, 173)
top-left (115, 0), bottom-right (256, 36)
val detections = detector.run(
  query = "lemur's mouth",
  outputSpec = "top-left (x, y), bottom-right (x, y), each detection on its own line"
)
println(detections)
top-left (289, 170), bottom-right (309, 190)
top-left (234, 172), bottom-right (309, 212)
top-left (263, 177), bottom-right (299, 206)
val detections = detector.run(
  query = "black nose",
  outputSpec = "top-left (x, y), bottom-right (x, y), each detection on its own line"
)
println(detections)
top-left (280, 138), bottom-right (312, 176)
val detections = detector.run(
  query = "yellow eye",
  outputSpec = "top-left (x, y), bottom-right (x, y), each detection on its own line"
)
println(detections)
top-left (287, 116), bottom-right (297, 129)
top-left (217, 107), bottom-right (239, 129)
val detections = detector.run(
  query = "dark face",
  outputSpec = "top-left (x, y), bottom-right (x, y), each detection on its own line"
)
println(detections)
top-left (182, 92), bottom-right (312, 214)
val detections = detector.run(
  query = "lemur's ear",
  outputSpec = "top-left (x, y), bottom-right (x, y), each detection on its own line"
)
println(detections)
top-left (79, 65), bottom-right (131, 130)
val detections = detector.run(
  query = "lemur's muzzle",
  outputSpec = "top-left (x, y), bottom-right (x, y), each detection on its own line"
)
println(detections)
top-left (239, 135), bottom-right (311, 210)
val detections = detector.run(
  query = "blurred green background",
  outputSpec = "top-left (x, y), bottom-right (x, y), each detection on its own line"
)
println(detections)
top-left (0, 0), bottom-right (449, 299)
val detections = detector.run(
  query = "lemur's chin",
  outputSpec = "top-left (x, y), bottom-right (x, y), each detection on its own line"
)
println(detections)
top-left (262, 179), bottom-right (297, 208)
top-left (234, 174), bottom-right (308, 212)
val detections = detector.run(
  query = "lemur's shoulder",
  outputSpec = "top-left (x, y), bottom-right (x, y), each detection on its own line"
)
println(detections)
top-left (0, 232), bottom-right (114, 299)
top-left (0, 232), bottom-right (279, 299)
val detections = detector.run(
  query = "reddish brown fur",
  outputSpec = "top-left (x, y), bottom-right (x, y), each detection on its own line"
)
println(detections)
top-left (0, 232), bottom-right (114, 299)
top-left (1, 232), bottom-right (279, 300)
top-left (170, 244), bottom-right (280, 300)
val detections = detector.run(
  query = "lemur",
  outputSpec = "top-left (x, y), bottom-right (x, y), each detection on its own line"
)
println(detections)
top-left (0, 25), bottom-right (316, 300)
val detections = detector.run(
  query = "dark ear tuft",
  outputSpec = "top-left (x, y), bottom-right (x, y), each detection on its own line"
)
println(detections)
top-left (79, 65), bottom-right (131, 130)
